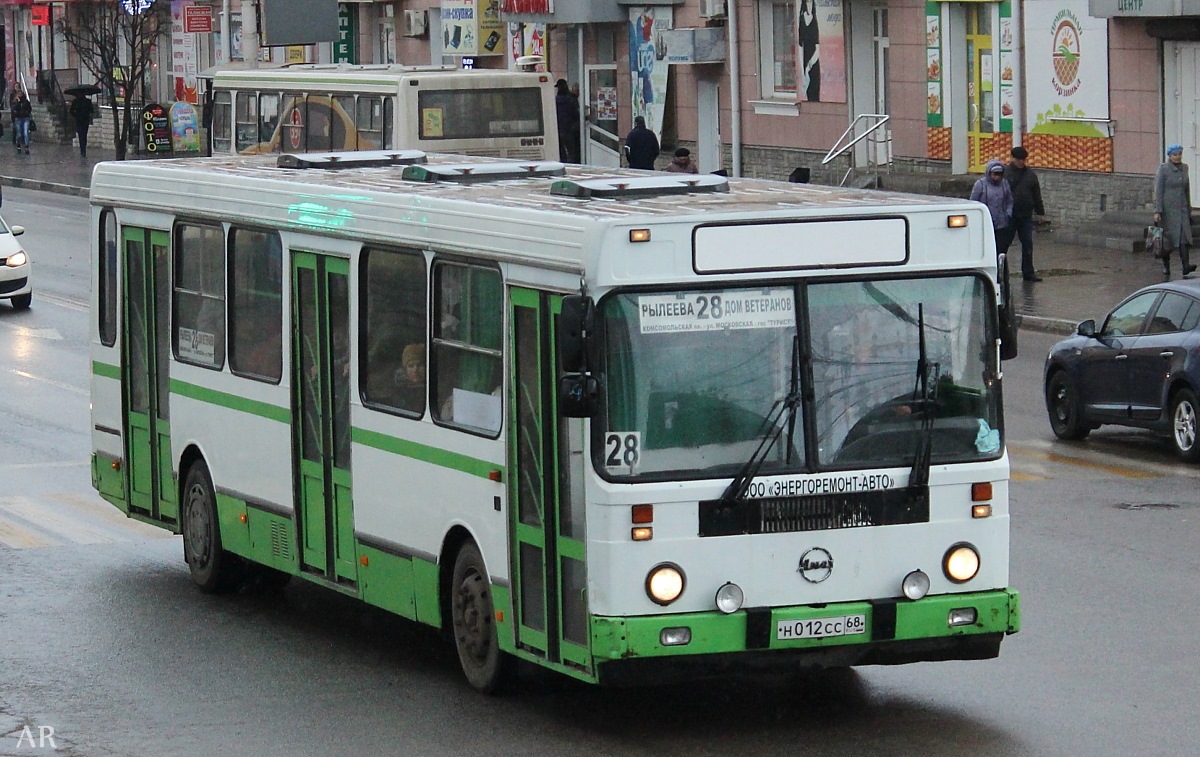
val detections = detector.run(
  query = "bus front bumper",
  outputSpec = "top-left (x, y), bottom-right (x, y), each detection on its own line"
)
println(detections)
top-left (592, 588), bottom-right (1019, 686)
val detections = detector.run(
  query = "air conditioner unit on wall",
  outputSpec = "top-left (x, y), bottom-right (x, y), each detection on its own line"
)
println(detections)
top-left (403, 9), bottom-right (428, 38)
top-left (699, 0), bottom-right (726, 19)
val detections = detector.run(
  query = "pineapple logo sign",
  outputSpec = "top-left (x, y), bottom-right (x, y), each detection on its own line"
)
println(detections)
top-left (1051, 11), bottom-right (1082, 97)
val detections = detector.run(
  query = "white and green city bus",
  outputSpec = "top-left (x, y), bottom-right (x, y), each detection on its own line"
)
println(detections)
top-left (89, 151), bottom-right (1021, 691)
top-left (206, 64), bottom-right (557, 160)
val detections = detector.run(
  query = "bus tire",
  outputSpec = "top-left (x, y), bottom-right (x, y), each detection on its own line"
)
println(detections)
top-left (181, 460), bottom-right (243, 594)
top-left (450, 540), bottom-right (510, 694)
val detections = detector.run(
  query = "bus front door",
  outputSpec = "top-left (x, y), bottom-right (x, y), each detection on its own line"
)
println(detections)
top-left (292, 252), bottom-right (357, 584)
top-left (122, 227), bottom-right (176, 524)
top-left (509, 289), bottom-right (591, 674)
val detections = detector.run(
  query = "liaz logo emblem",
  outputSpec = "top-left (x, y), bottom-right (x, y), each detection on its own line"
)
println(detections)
top-left (797, 547), bottom-right (834, 583)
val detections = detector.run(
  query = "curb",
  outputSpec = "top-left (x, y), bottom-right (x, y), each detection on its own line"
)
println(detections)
top-left (1017, 313), bottom-right (1078, 336)
top-left (1, 176), bottom-right (90, 198)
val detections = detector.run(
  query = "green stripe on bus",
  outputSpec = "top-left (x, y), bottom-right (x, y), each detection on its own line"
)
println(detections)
top-left (353, 426), bottom-right (502, 480)
top-left (93, 361), bottom-right (121, 380)
top-left (169, 379), bottom-right (292, 424)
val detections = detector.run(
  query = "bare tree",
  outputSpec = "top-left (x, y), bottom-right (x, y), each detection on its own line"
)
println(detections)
top-left (56, 0), bottom-right (169, 160)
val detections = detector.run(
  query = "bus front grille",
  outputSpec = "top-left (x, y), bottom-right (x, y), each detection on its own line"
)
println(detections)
top-left (698, 488), bottom-right (929, 536)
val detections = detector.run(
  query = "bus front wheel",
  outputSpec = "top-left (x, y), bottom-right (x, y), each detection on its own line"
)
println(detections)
top-left (450, 540), bottom-right (510, 693)
top-left (181, 460), bottom-right (243, 594)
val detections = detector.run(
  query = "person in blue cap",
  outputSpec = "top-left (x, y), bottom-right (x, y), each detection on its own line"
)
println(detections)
top-left (1154, 144), bottom-right (1195, 278)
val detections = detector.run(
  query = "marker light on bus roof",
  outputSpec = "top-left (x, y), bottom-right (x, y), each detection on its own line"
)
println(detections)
top-left (947, 214), bottom-right (969, 228)
top-left (629, 229), bottom-right (651, 243)
top-left (631, 527), bottom-right (653, 541)
top-left (943, 543), bottom-right (981, 583)
top-left (646, 563), bottom-right (685, 605)
top-left (971, 482), bottom-right (992, 501)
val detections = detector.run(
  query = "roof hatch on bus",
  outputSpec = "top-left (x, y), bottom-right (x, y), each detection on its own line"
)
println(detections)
top-left (277, 150), bottom-right (428, 169)
top-left (550, 174), bottom-right (729, 199)
top-left (401, 161), bottom-right (566, 184)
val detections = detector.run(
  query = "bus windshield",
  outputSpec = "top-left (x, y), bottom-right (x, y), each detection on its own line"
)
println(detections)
top-left (598, 275), bottom-right (1001, 481)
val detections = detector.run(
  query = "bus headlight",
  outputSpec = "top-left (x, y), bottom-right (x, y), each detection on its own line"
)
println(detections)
top-left (902, 570), bottom-right (930, 600)
top-left (646, 563), bottom-right (685, 605)
top-left (943, 543), bottom-right (980, 583)
top-left (714, 582), bottom-right (744, 614)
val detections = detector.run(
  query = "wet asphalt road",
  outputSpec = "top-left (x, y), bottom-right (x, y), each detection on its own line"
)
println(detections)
top-left (3, 189), bottom-right (1200, 756)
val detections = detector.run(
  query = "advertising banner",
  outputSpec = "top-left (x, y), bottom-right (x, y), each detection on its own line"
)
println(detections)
top-left (628, 7), bottom-right (672, 139)
top-left (796, 0), bottom-right (846, 103)
top-left (442, 0), bottom-right (501, 56)
top-left (170, 101), bottom-right (202, 152)
top-left (507, 22), bottom-right (546, 68)
top-left (171, 1), bottom-right (200, 104)
top-left (1024, 0), bottom-right (1109, 136)
top-left (141, 103), bottom-right (173, 154)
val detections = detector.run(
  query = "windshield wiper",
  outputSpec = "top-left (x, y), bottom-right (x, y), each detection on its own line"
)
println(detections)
top-left (719, 335), bottom-right (802, 507)
top-left (908, 304), bottom-right (940, 495)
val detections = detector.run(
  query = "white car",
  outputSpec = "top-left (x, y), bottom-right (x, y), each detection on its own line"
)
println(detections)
top-left (0, 214), bottom-right (31, 310)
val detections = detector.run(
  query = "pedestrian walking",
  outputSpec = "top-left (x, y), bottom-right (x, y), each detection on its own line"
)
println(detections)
top-left (623, 115), bottom-right (659, 170)
top-left (554, 79), bottom-right (580, 164)
top-left (665, 147), bottom-right (698, 173)
top-left (70, 95), bottom-right (95, 158)
top-left (1154, 144), bottom-right (1196, 278)
top-left (970, 158), bottom-right (1013, 257)
top-left (11, 90), bottom-right (32, 155)
top-left (1001, 146), bottom-right (1046, 282)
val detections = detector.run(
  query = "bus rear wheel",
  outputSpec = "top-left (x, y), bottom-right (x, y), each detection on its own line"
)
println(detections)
top-left (181, 460), bottom-right (243, 594)
top-left (451, 540), bottom-right (510, 693)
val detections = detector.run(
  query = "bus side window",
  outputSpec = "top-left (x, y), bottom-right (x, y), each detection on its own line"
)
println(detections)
top-left (333, 95), bottom-right (355, 150)
top-left (173, 222), bottom-right (226, 369)
top-left (228, 228), bottom-right (283, 382)
top-left (259, 92), bottom-right (281, 147)
top-left (361, 247), bottom-right (427, 415)
top-left (97, 210), bottom-right (119, 346)
top-left (234, 92), bottom-right (259, 153)
top-left (211, 91), bottom-right (232, 154)
top-left (356, 97), bottom-right (385, 150)
top-left (431, 261), bottom-right (502, 434)
top-left (307, 96), bottom-right (334, 153)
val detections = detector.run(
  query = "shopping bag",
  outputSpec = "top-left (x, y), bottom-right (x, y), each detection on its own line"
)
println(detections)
top-left (1146, 225), bottom-right (1165, 258)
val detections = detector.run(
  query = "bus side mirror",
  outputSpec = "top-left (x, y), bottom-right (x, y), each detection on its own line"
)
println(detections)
top-left (558, 295), bottom-right (596, 373)
top-left (559, 374), bottom-right (598, 418)
top-left (997, 253), bottom-right (1019, 360)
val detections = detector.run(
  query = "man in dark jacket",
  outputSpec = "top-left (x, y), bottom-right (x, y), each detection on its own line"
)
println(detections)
top-left (1001, 145), bottom-right (1047, 282)
top-left (623, 116), bottom-right (659, 170)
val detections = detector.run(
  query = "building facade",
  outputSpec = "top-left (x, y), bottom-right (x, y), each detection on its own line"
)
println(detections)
top-left (3, 0), bottom-right (1192, 227)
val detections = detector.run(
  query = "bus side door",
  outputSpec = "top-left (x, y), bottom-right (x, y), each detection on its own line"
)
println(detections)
top-left (292, 251), bottom-right (357, 583)
top-left (508, 289), bottom-right (590, 672)
top-left (122, 227), bottom-right (177, 524)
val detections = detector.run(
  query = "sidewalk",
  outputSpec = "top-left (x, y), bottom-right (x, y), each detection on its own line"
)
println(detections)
top-left (0, 141), bottom-right (1164, 335)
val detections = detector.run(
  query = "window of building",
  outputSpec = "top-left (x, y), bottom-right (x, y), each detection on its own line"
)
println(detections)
top-left (98, 210), bottom-right (118, 347)
top-left (361, 247), bottom-right (427, 415)
top-left (173, 222), bottom-right (226, 369)
top-left (431, 261), bottom-right (502, 435)
top-left (758, 0), bottom-right (796, 99)
top-left (228, 228), bottom-right (283, 382)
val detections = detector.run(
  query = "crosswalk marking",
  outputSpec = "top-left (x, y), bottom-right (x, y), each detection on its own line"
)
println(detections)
top-left (0, 493), bottom-right (173, 550)
top-left (1008, 439), bottom-right (1198, 480)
